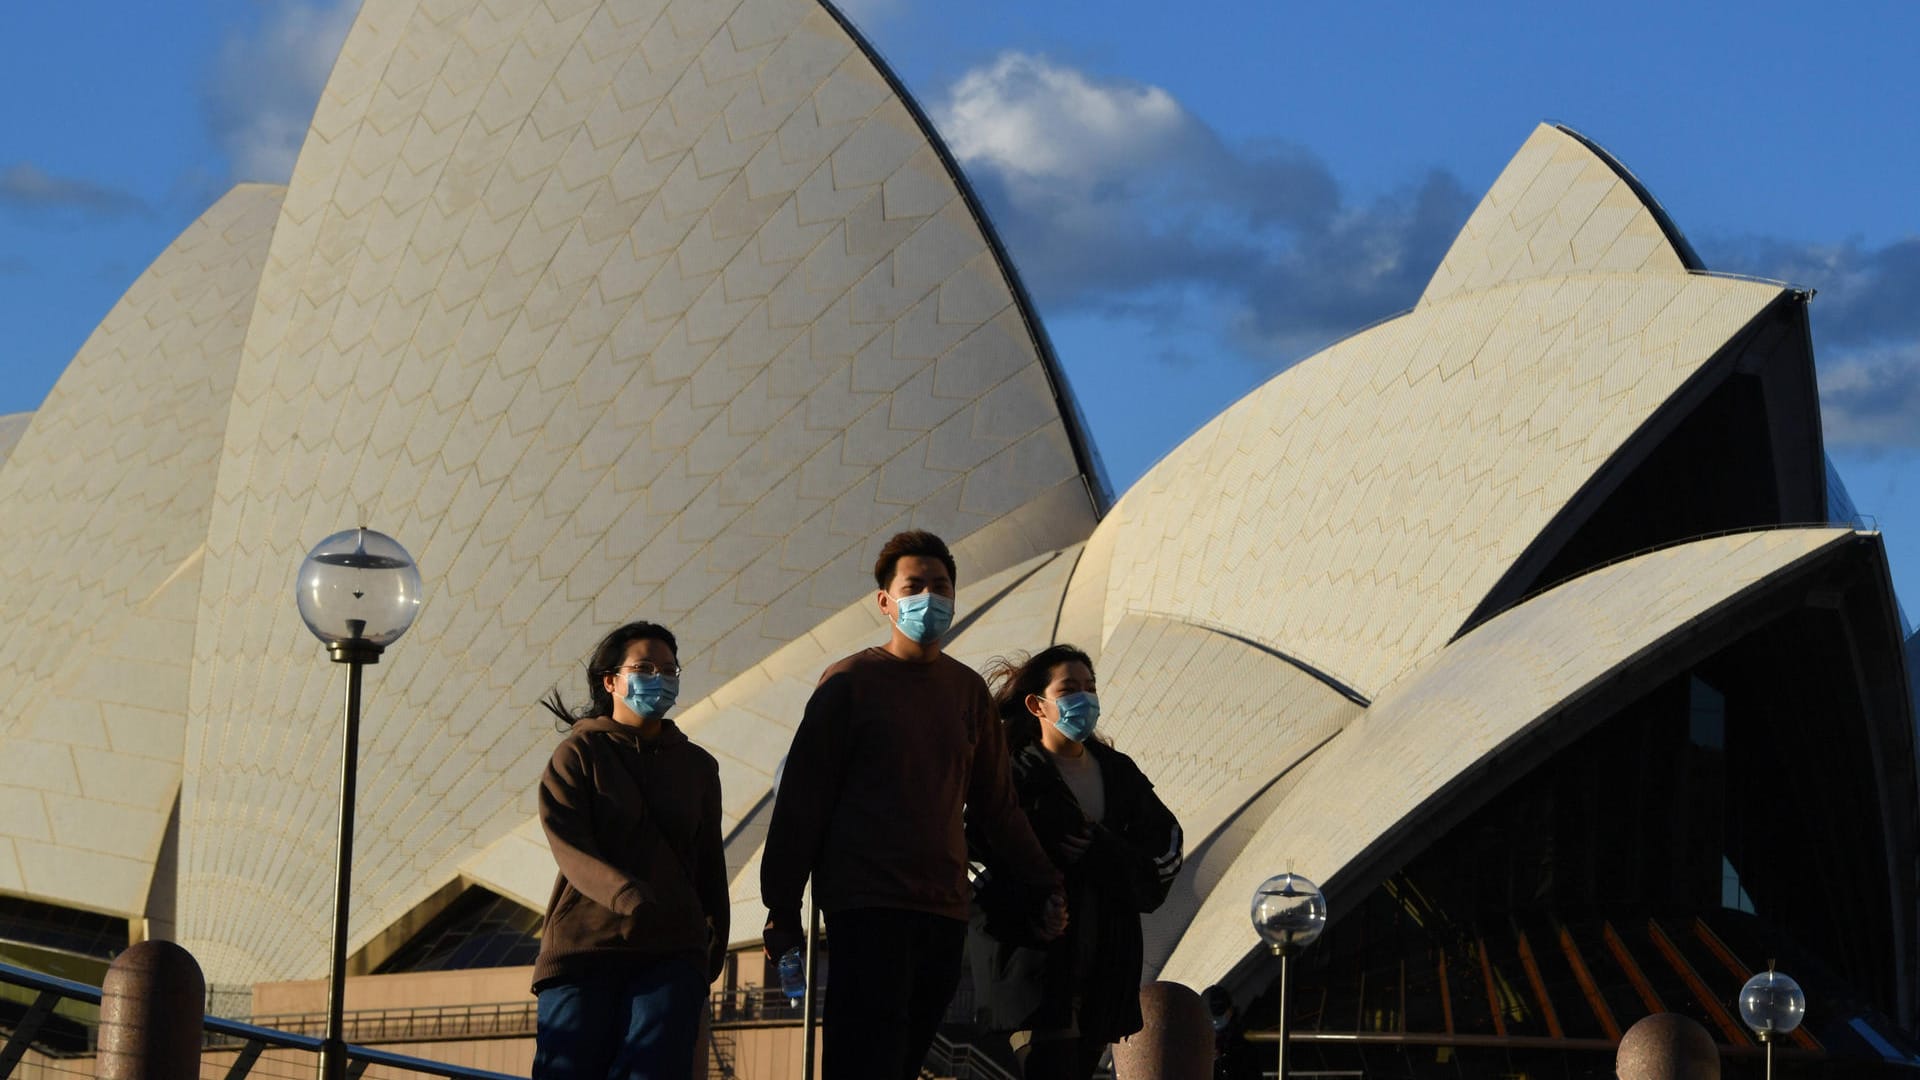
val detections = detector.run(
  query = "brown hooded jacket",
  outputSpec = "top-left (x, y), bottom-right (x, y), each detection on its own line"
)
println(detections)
top-left (532, 716), bottom-right (729, 990)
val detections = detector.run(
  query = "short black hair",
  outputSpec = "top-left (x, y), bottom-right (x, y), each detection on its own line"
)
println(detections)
top-left (872, 529), bottom-right (957, 590)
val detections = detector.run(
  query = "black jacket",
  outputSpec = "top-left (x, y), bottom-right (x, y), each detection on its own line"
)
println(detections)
top-left (967, 737), bottom-right (1183, 1042)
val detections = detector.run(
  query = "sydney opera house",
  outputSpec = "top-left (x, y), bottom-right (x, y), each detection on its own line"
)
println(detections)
top-left (2, 0), bottom-right (1917, 1076)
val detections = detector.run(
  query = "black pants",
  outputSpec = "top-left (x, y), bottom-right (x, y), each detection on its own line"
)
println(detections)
top-left (822, 907), bottom-right (967, 1080)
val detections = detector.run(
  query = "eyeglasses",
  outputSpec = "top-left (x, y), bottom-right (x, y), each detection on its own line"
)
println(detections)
top-left (616, 662), bottom-right (681, 678)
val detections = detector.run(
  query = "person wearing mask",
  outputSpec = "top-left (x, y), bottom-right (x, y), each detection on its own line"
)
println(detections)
top-left (761, 530), bottom-right (1067, 1080)
top-left (531, 621), bottom-right (729, 1080)
top-left (971, 645), bottom-right (1184, 1080)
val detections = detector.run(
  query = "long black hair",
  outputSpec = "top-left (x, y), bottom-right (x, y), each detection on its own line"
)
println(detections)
top-left (982, 644), bottom-right (1094, 751)
top-left (541, 620), bottom-right (679, 728)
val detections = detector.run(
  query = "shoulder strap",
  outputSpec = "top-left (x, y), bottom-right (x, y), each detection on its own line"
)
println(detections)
top-left (602, 738), bottom-right (700, 892)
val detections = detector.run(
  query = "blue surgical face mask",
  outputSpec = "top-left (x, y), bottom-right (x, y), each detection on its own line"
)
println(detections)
top-left (891, 592), bottom-right (954, 644)
top-left (1052, 691), bottom-right (1100, 742)
top-left (623, 672), bottom-right (679, 719)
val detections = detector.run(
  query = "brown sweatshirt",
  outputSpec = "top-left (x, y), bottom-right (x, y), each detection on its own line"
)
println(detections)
top-left (760, 648), bottom-right (1061, 922)
top-left (532, 716), bottom-right (729, 991)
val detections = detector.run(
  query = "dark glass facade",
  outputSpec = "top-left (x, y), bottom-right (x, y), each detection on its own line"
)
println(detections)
top-left (1227, 596), bottom-right (1918, 1078)
top-left (0, 897), bottom-right (126, 1054)
top-left (0, 895), bottom-right (128, 963)
top-left (374, 887), bottom-right (542, 974)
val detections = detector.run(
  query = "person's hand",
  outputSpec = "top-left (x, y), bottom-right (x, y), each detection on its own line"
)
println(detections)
top-left (1034, 887), bottom-right (1069, 941)
top-left (763, 908), bottom-right (803, 961)
top-left (1053, 820), bottom-right (1092, 866)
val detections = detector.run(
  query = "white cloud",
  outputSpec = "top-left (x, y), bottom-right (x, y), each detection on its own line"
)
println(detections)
top-left (203, 1), bottom-right (362, 183)
top-left (932, 52), bottom-right (1471, 367)
top-left (1708, 233), bottom-right (1920, 453)
top-left (935, 54), bottom-right (1920, 461)
top-left (0, 163), bottom-right (149, 219)
top-left (1819, 342), bottom-right (1920, 451)
top-left (937, 53), bottom-right (1192, 187)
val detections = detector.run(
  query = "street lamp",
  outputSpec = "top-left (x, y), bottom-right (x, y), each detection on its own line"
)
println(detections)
top-left (1252, 873), bottom-right (1327, 1080)
top-left (296, 527), bottom-right (421, 1080)
top-left (1739, 966), bottom-right (1806, 1080)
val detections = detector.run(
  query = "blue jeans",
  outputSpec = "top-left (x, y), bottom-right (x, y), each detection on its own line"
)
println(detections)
top-left (534, 957), bottom-right (707, 1080)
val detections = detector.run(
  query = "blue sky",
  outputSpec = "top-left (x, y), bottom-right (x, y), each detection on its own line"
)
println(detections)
top-left (1, 0), bottom-right (1915, 623)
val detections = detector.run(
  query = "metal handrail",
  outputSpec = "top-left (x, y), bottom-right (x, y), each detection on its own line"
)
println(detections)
top-left (706, 1024), bottom-right (737, 1080)
top-left (237, 1000), bottom-right (537, 1044)
top-left (703, 985), bottom-right (1011, 1079)
top-left (0, 960), bottom-right (526, 1080)
top-left (707, 986), bottom-right (812, 1027)
top-left (0, 963), bottom-right (101, 1007)
top-left (925, 1031), bottom-right (1021, 1080)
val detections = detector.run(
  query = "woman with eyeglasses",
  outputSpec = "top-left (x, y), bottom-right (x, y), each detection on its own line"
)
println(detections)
top-left (969, 645), bottom-right (1185, 1080)
top-left (530, 621), bottom-right (729, 1080)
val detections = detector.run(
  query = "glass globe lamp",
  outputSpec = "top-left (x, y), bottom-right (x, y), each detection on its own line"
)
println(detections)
top-left (296, 527), bottom-right (422, 658)
top-left (1251, 873), bottom-right (1327, 955)
top-left (1739, 969), bottom-right (1807, 1038)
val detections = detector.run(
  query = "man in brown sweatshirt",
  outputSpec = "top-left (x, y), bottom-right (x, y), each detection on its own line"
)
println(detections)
top-left (762, 530), bottom-right (1066, 1080)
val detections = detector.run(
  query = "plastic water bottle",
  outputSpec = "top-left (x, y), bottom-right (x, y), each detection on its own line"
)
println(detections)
top-left (777, 946), bottom-right (806, 1003)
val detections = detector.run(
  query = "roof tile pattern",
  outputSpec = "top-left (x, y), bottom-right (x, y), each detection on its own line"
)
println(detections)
top-left (1420, 124), bottom-right (1691, 306)
top-left (178, 0), bottom-right (1093, 983)
top-left (0, 186), bottom-right (284, 915)
top-left (1156, 528), bottom-right (1857, 986)
top-left (942, 544), bottom-right (1080, 670)
top-left (1094, 615), bottom-right (1359, 835)
top-left (1094, 271), bottom-right (1782, 699)
top-left (1090, 615), bottom-right (1360, 976)
top-left (458, 815), bottom-right (550, 913)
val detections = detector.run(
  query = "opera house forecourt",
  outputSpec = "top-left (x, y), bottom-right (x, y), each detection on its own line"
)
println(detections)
top-left (1, 0), bottom-right (1916, 1076)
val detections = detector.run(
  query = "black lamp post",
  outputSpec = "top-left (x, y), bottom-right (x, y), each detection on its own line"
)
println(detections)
top-left (1251, 873), bottom-right (1327, 1080)
top-left (296, 527), bottom-right (421, 1080)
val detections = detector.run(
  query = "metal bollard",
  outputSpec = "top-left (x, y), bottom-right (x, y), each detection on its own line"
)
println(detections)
top-left (97, 940), bottom-right (205, 1080)
top-left (1112, 981), bottom-right (1212, 1080)
top-left (1617, 1013), bottom-right (1719, 1080)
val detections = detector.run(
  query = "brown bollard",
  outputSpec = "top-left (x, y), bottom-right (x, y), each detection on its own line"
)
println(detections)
top-left (1112, 981), bottom-right (1212, 1080)
top-left (97, 940), bottom-right (205, 1080)
top-left (1617, 1013), bottom-right (1720, 1080)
